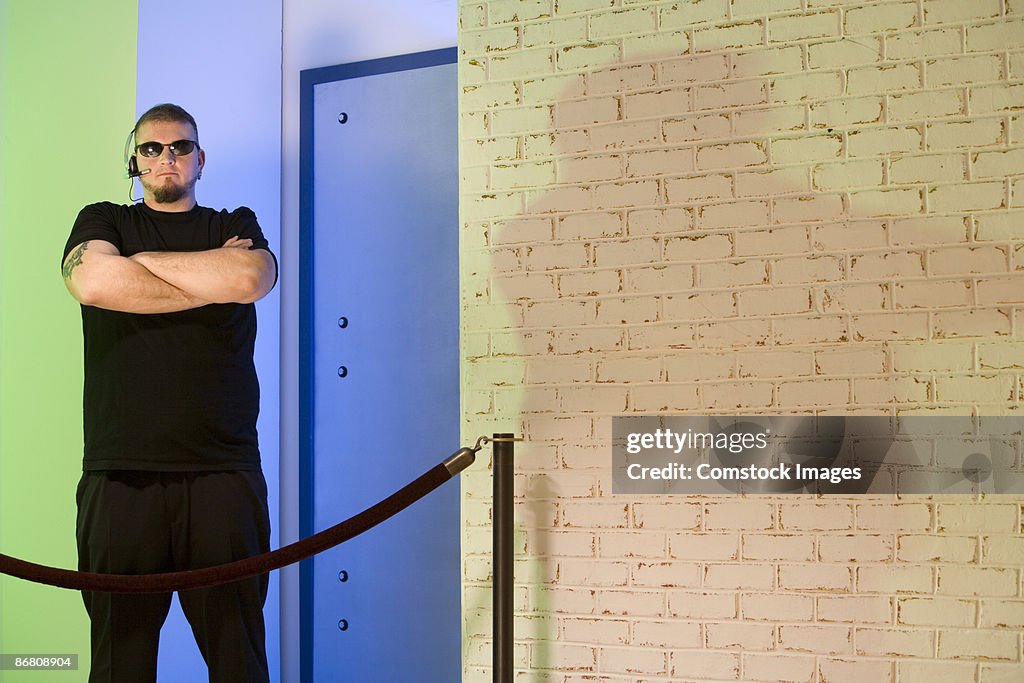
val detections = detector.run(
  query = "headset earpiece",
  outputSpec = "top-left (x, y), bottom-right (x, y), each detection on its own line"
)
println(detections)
top-left (123, 127), bottom-right (139, 178)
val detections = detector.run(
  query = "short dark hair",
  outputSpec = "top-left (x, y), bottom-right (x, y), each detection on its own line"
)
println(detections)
top-left (134, 103), bottom-right (199, 144)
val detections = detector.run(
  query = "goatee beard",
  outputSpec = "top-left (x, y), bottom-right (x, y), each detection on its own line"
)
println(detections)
top-left (145, 177), bottom-right (198, 204)
top-left (152, 184), bottom-right (187, 203)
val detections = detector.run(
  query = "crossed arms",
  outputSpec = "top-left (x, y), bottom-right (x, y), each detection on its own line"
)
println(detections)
top-left (62, 238), bottom-right (276, 314)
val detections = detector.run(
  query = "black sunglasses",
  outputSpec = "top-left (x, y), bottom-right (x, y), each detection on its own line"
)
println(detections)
top-left (135, 139), bottom-right (200, 158)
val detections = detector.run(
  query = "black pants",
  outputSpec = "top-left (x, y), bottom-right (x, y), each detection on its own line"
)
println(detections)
top-left (76, 470), bottom-right (271, 683)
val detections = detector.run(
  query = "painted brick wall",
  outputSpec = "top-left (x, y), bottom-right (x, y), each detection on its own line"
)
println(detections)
top-left (458, 1), bottom-right (1024, 680)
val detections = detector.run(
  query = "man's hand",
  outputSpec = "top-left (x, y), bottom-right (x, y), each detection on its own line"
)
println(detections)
top-left (222, 236), bottom-right (253, 250)
top-left (130, 237), bottom-right (275, 305)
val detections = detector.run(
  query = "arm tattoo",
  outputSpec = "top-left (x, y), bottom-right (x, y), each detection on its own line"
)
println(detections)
top-left (62, 241), bottom-right (89, 280)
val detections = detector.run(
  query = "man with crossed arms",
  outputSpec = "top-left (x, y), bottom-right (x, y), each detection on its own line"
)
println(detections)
top-left (61, 103), bottom-right (276, 682)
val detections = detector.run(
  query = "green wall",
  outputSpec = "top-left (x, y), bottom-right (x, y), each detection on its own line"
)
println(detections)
top-left (0, 1), bottom-right (137, 677)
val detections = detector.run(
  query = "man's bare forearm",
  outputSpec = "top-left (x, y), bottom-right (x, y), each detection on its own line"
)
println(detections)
top-left (131, 242), bottom-right (275, 304)
top-left (63, 241), bottom-right (211, 314)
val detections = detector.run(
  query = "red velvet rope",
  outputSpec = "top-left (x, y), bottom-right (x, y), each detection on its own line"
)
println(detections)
top-left (0, 461), bottom-right (455, 593)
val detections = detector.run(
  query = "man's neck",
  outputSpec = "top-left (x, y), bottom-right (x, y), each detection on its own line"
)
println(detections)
top-left (143, 195), bottom-right (197, 213)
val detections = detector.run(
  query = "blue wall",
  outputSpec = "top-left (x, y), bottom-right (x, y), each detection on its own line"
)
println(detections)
top-left (135, 0), bottom-right (283, 678)
top-left (132, 1), bottom-right (456, 680)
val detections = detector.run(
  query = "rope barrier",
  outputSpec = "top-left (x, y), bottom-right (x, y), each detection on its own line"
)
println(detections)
top-left (0, 446), bottom-right (477, 593)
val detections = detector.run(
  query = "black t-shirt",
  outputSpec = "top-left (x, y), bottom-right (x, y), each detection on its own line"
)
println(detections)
top-left (62, 201), bottom-right (277, 471)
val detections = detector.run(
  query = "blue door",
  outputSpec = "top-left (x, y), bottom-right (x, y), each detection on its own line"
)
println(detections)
top-left (300, 49), bottom-right (460, 681)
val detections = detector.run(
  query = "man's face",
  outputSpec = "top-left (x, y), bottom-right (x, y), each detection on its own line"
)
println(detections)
top-left (135, 119), bottom-right (205, 205)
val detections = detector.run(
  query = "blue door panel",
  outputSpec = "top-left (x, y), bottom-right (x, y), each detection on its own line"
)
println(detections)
top-left (307, 54), bottom-right (459, 681)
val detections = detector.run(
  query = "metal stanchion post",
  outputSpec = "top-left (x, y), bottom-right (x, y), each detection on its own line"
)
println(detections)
top-left (493, 433), bottom-right (514, 683)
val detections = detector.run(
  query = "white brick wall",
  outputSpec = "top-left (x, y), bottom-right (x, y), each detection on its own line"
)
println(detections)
top-left (459, 0), bottom-right (1024, 680)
